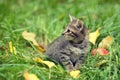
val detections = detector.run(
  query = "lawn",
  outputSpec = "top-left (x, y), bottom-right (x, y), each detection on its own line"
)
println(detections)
top-left (0, 0), bottom-right (120, 80)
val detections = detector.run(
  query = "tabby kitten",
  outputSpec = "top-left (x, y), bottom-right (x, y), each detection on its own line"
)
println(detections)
top-left (45, 15), bottom-right (89, 71)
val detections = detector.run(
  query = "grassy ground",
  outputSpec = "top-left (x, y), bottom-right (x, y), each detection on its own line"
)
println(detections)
top-left (0, 0), bottom-right (120, 80)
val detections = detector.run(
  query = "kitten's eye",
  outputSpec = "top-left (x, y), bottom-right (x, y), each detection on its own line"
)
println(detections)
top-left (76, 25), bottom-right (81, 28)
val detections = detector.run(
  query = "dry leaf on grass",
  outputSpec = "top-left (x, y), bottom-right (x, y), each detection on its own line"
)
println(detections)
top-left (22, 31), bottom-right (36, 43)
top-left (23, 71), bottom-right (39, 80)
top-left (33, 57), bottom-right (56, 68)
top-left (22, 30), bottom-right (45, 52)
top-left (89, 27), bottom-right (101, 45)
top-left (91, 48), bottom-right (109, 56)
top-left (98, 36), bottom-right (113, 48)
top-left (9, 41), bottom-right (17, 55)
top-left (36, 44), bottom-right (46, 52)
top-left (69, 70), bottom-right (80, 78)
top-left (94, 60), bottom-right (108, 67)
top-left (9, 41), bottom-right (13, 53)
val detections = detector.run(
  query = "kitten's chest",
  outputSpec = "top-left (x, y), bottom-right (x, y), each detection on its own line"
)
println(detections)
top-left (65, 44), bottom-right (83, 63)
top-left (67, 44), bottom-right (83, 56)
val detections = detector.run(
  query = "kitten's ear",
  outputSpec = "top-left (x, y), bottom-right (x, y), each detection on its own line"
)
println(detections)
top-left (69, 15), bottom-right (76, 22)
top-left (77, 19), bottom-right (84, 31)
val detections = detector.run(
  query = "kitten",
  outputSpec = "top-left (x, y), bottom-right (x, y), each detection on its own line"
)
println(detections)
top-left (45, 15), bottom-right (89, 71)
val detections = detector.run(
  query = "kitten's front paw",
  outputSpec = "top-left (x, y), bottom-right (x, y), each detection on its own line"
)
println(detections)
top-left (74, 60), bottom-right (82, 70)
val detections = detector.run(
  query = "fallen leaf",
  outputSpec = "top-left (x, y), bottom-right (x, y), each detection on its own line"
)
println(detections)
top-left (69, 70), bottom-right (80, 78)
top-left (13, 46), bottom-right (17, 55)
top-left (94, 60), bottom-right (108, 67)
top-left (22, 30), bottom-right (39, 46)
top-left (35, 44), bottom-right (46, 52)
top-left (22, 30), bottom-right (45, 52)
top-left (91, 48), bottom-right (109, 56)
top-left (42, 61), bottom-right (56, 68)
top-left (89, 27), bottom-right (101, 45)
top-left (33, 57), bottom-right (56, 68)
top-left (33, 57), bottom-right (43, 62)
top-left (22, 30), bottom-right (36, 42)
top-left (8, 41), bottom-right (17, 55)
top-left (9, 41), bottom-right (13, 53)
top-left (98, 36), bottom-right (113, 48)
top-left (23, 71), bottom-right (39, 80)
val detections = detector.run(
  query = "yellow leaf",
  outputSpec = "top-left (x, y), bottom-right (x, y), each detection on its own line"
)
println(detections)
top-left (23, 71), bottom-right (39, 80)
top-left (22, 30), bottom-right (45, 52)
top-left (98, 36), bottom-right (113, 48)
top-left (69, 70), bottom-right (80, 78)
top-left (22, 30), bottom-right (36, 43)
top-left (35, 45), bottom-right (46, 52)
top-left (33, 57), bottom-right (43, 63)
top-left (33, 57), bottom-right (56, 68)
top-left (9, 41), bottom-right (13, 53)
top-left (22, 30), bottom-right (38, 45)
top-left (8, 41), bottom-right (17, 55)
top-left (94, 60), bottom-right (108, 67)
top-left (89, 27), bottom-right (101, 45)
top-left (13, 46), bottom-right (17, 55)
top-left (42, 61), bottom-right (56, 68)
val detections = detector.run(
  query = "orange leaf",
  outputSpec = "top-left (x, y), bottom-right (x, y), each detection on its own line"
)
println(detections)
top-left (23, 71), bottom-right (39, 80)
top-left (22, 30), bottom-right (45, 52)
top-left (89, 27), bottom-right (101, 45)
top-left (98, 36), bottom-right (113, 48)
top-left (91, 48), bottom-right (109, 56)
top-left (35, 44), bottom-right (46, 52)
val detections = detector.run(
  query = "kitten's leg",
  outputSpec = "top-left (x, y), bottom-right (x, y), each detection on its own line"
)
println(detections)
top-left (52, 51), bottom-right (74, 71)
top-left (59, 53), bottom-right (75, 71)
top-left (75, 53), bottom-right (86, 70)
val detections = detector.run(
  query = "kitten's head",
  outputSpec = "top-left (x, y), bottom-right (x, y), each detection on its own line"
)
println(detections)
top-left (62, 15), bottom-right (87, 43)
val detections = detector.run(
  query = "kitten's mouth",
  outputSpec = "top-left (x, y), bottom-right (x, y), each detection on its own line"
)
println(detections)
top-left (71, 32), bottom-right (79, 38)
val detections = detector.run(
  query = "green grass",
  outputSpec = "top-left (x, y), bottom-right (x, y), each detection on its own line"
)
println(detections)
top-left (0, 0), bottom-right (120, 80)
